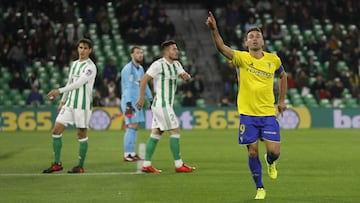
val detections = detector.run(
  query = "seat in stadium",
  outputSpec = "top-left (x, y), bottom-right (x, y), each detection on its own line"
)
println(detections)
top-left (319, 99), bottom-right (332, 108)
top-left (196, 98), bottom-right (207, 108)
top-left (344, 98), bottom-right (357, 107)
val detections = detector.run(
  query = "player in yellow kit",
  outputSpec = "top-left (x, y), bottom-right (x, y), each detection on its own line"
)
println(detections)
top-left (206, 12), bottom-right (287, 200)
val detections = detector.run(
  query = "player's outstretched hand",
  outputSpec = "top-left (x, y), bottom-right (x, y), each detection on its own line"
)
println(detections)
top-left (180, 72), bottom-right (191, 81)
top-left (206, 11), bottom-right (217, 30)
top-left (47, 89), bottom-right (60, 100)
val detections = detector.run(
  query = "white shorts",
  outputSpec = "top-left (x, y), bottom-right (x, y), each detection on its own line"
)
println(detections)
top-left (56, 106), bottom-right (92, 128)
top-left (151, 106), bottom-right (179, 131)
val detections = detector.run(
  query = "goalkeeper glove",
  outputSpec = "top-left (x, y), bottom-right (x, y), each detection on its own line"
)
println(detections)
top-left (125, 102), bottom-right (136, 118)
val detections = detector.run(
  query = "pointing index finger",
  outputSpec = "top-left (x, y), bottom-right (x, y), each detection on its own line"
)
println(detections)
top-left (208, 11), bottom-right (214, 18)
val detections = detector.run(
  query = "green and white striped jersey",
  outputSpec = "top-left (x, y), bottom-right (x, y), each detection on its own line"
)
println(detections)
top-left (146, 58), bottom-right (185, 107)
top-left (59, 58), bottom-right (97, 110)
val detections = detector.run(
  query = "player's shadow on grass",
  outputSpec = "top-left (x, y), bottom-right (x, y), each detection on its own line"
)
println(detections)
top-left (0, 149), bottom-right (25, 160)
top-left (242, 199), bottom-right (269, 203)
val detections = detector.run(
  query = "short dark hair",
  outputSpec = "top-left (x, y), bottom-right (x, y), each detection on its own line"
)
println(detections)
top-left (246, 27), bottom-right (262, 35)
top-left (130, 45), bottom-right (142, 54)
top-left (78, 38), bottom-right (93, 48)
top-left (160, 40), bottom-right (176, 51)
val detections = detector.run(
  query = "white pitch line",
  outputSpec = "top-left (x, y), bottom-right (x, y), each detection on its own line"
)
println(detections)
top-left (0, 171), bottom-right (144, 177)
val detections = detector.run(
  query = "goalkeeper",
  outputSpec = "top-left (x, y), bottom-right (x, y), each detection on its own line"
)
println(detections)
top-left (120, 46), bottom-right (152, 162)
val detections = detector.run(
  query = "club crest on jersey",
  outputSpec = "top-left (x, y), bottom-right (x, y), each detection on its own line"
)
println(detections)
top-left (86, 69), bottom-right (92, 76)
top-left (267, 62), bottom-right (271, 68)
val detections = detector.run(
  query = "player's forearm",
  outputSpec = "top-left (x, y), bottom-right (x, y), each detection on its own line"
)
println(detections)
top-left (278, 73), bottom-right (287, 102)
top-left (211, 28), bottom-right (225, 52)
top-left (59, 76), bottom-right (88, 93)
top-left (210, 28), bottom-right (233, 60)
top-left (145, 85), bottom-right (153, 100)
top-left (138, 78), bottom-right (148, 100)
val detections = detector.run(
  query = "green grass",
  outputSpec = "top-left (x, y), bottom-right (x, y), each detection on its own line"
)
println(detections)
top-left (0, 129), bottom-right (359, 203)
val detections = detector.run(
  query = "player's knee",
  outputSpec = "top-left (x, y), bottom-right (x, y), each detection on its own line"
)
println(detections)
top-left (247, 147), bottom-right (259, 157)
top-left (267, 151), bottom-right (280, 158)
top-left (77, 128), bottom-right (87, 139)
top-left (52, 123), bottom-right (65, 135)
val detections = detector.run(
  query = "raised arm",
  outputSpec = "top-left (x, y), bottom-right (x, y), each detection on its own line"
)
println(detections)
top-left (206, 11), bottom-right (234, 60)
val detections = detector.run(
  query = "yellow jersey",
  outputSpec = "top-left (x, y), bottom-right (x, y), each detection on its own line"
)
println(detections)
top-left (230, 50), bottom-right (284, 116)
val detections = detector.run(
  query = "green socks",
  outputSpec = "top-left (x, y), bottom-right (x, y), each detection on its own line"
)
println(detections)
top-left (145, 134), bottom-right (160, 161)
top-left (52, 135), bottom-right (62, 164)
top-left (78, 137), bottom-right (88, 167)
top-left (170, 134), bottom-right (181, 160)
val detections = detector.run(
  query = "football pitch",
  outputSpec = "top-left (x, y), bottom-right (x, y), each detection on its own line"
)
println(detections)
top-left (0, 128), bottom-right (359, 203)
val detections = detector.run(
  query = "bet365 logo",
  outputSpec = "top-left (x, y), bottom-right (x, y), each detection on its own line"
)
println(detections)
top-left (334, 110), bottom-right (360, 128)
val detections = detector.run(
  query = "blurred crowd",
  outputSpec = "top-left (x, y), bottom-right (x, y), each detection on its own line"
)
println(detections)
top-left (2, 0), bottom-right (360, 108)
top-left (0, 0), bottom-right (205, 107)
top-left (216, 0), bottom-right (360, 106)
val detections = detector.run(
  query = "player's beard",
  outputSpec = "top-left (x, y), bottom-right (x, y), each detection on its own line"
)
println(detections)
top-left (169, 54), bottom-right (178, 61)
top-left (135, 57), bottom-right (143, 64)
top-left (249, 46), bottom-right (261, 52)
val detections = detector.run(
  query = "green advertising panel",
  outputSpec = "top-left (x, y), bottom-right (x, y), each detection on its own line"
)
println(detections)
top-left (1, 106), bottom-right (359, 131)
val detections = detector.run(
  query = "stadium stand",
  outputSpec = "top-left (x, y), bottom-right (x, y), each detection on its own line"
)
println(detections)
top-left (0, 0), bottom-right (359, 108)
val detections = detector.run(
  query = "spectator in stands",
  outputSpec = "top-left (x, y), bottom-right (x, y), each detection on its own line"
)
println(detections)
top-left (244, 15), bottom-right (257, 33)
top-left (27, 71), bottom-right (41, 89)
top-left (179, 79), bottom-right (192, 95)
top-left (9, 71), bottom-right (28, 93)
top-left (26, 86), bottom-right (44, 106)
top-left (276, 46), bottom-right (289, 69)
top-left (329, 78), bottom-right (344, 99)
top-left (0, 39), bottom-right (11, 68)
top-left (348, 69), bottom-right (359, 94)
top-left (327, 34), bottom-right (341, 52)
top-left (296, 70), bottom-right (310, 96)
top-left (98, 14), bottom-right (112, 37)
top-left (306, 56), bottom-right (318, 77)
top-left (63, 4), bottom-right (77, 23)
top-left (103, 58), bottom-right (118, 82)
top-left (289, 34), bottom-right (302, 51)
top-left (93, 90), bottom-right (104, 107)
top-left (107, 80), bottom-right (119, 97)
top-left (161, 16), bottom-right (176, 40)
top-left (287, 72), bottom-right (296, 89)
top-left (7, 39), bottom-right (27, 73)
top-left (287, 48), bottom-right (300, 75)
top-left (99, 78), bottom-right (110, 98)
top-left (221, 63), bottom-right (237, 101)
top-left (327, 53), bottom-right (341, 80)
top-left (83, 5), bottom-right (97, 25)
top-left (46, 36), bottom-right (57, 61)
top-left (189, 73), bottom-right (205, 99)
top-left (185, 58), bottom-right (198, 76)
top-left (311, 74), bottom-right (327, 100)
top-left (103, 91), bottom-right (121, 107)
top-left (255, 0), bottom-right (272, 15)
top-left (339, 69), bottom-right (351, 90)
top-left (341, 36), bottom-right (356, 62)
top-left (182, 90), bottom-right (196, 107)
top-left (66, 20), bottom-right (84, 44)
top-left (218, 96), bottom-right (233, 107)
top-left (269, 22), bottom-right (284, 42)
